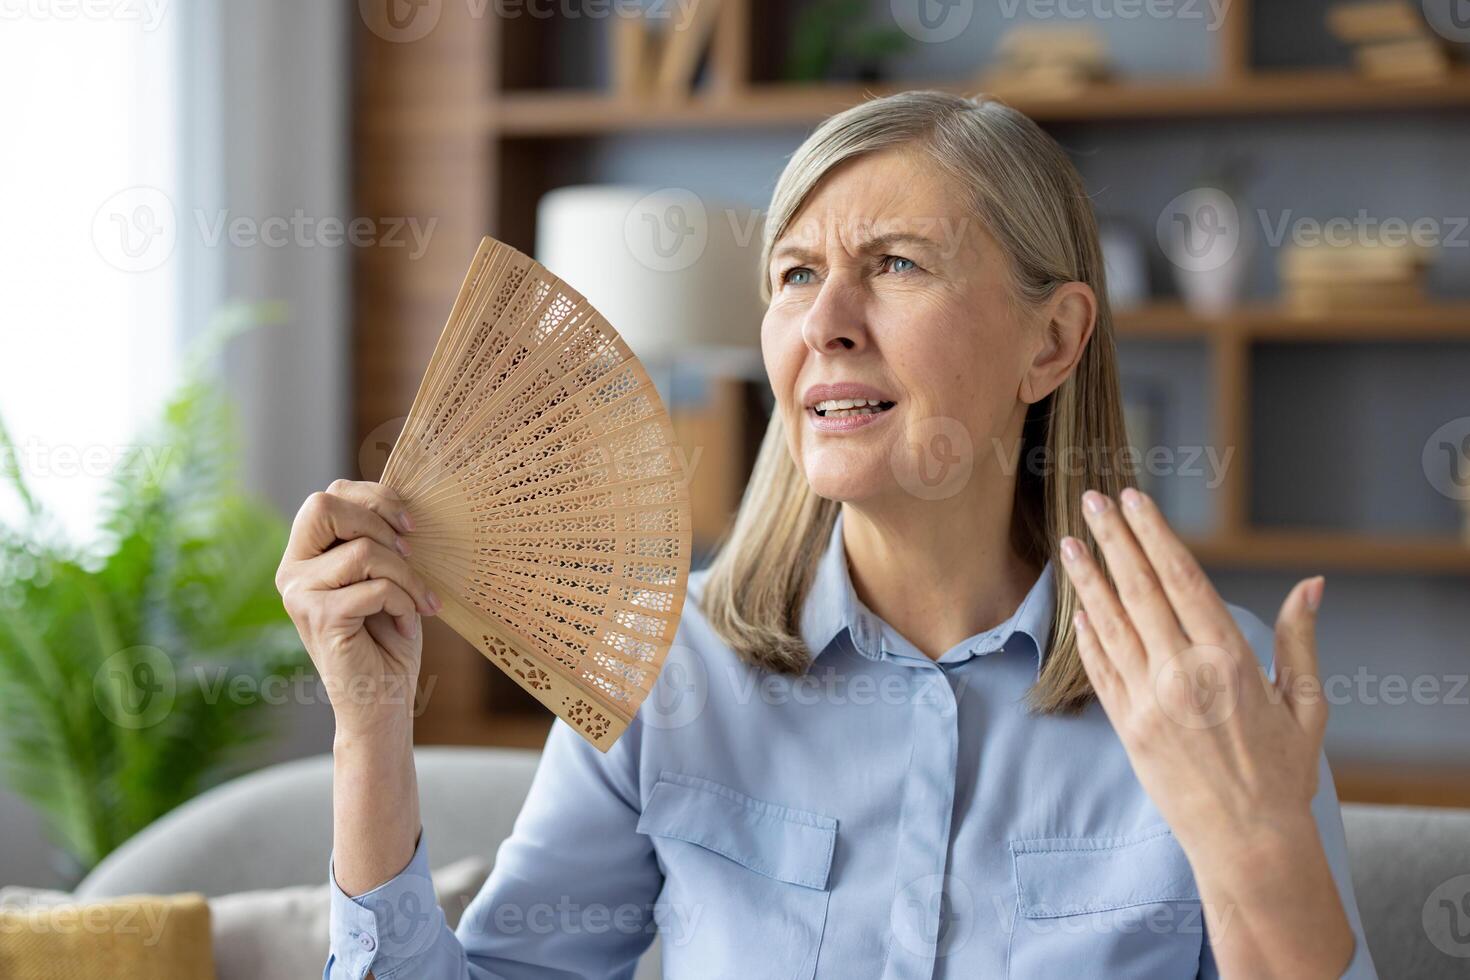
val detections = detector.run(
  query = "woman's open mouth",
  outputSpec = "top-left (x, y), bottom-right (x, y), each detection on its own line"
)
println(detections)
top-left (807, 397), bottom-right (897, 432)
top-left (811, 398), bottom-right (896, 419)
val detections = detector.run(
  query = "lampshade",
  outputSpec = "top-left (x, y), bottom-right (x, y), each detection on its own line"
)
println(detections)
top-left (534, 185), bottom-right (766, 362)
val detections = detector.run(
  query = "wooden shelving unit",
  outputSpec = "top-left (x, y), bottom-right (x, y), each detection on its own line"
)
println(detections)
top-left (472, 68), bottom-right (1470, 136)
top-left (1116, 301), bottom-right (1470, 576)
top-left (1116, 301), bottom-right (1470, 340)
top-left (1186, 529), bottom-right (1470, 574)
top-left (353, 0), bottom-right (1470, 800)
top-left (1334, 762), bottom-right (1470, 809)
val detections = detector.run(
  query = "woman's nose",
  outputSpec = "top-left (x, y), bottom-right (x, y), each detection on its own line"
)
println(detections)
top-left (800, 283), bottom-right (867, 354)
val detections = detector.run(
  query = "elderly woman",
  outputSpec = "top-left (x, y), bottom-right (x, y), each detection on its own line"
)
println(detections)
top-left (276, 91), bottom-right (1375, 979)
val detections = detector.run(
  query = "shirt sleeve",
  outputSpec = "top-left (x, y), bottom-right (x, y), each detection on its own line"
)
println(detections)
top-left (1306, 752), bottom-right (1379, 980)
top-left (324, 716), bottom-right (663, 979)
top-left (326, 829), bottom-right (455, 980)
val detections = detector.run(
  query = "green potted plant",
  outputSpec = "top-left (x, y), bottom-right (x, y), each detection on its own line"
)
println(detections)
top-left (0, 305), bottom-right (308, 882)
top-left (784, 0), bottom-right (914, 83)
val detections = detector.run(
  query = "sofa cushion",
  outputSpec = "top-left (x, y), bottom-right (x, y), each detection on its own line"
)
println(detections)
top-left (0, 891), bottom-right (215, 980)
top-left (2, 856), bottom-right (489, 980)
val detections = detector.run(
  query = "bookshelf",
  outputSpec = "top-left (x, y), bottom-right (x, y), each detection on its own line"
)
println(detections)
top-left (1115, 301), bottom-right (1470, 341)
top-left (352, 0), bottom-right (1470, 803)
top-left (478, 68), bottom-right (1470, 135)
top-left (361, 66), bottom-right (1470, 135)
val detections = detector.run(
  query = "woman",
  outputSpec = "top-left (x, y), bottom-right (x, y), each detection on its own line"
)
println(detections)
top-left (277, 91), bottom-right (1376, 978)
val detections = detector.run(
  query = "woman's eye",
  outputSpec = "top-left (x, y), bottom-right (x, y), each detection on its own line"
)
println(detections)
top-left (884, 255), bottom-right (917, 274)
top-left (782, 267), bottom-right (815, 286)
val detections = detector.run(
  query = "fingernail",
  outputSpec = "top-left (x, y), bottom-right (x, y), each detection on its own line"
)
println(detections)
top-left (408, 616), bottom-right (419, 639)
top-left (399, 510), bottom-right (415, 532)
top-left (395, 535), bottom-right (411, 557)
top-left (1306, 576), bottom-right (1325, 612)
top-left (1121, 487), bottom-right (1144, 512)
top-left (427, 590), bottom-right (442, 612)
top-left (1083, 490), bottom-right (1108, 514)
top-left (1060, 537), bottom-right (1081, 563)
top-left (1073, 610), bottom-right (1089, 634)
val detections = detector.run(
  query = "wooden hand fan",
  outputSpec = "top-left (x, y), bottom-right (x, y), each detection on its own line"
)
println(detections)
top-left (380, 236), bottom-right (692, 752)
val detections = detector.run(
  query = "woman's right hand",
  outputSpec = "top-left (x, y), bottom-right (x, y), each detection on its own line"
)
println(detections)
top-left (274, 479), bottom-right (442, 740)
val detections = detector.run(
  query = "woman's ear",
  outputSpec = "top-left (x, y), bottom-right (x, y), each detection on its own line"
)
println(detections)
top-left (1019, 282), bottom-right (1097, 405)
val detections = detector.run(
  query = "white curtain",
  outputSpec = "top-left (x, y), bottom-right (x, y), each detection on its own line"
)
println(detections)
top-left (178, 0), bottom-right (351, 516)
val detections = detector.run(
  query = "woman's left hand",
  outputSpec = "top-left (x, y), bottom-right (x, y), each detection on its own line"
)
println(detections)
top-left (1058, 487), bottom-right (1355, 978)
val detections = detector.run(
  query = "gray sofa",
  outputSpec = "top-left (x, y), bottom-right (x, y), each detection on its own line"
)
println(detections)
top-left (76, 747), bottom-right (1470, 979)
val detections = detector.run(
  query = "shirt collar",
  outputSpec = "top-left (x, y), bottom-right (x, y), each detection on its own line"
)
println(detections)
top-left (798, 508), bottom-right (1056, 674)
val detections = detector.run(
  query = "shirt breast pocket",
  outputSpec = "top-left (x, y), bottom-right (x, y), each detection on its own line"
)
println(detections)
top-left (637, 770), bottom-right (837, 980)
top-left (1007, 828), bottom-right (1205, 980)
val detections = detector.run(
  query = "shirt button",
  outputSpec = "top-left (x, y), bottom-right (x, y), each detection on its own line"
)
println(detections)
top-left (359, 933), bottom-right (376, 952)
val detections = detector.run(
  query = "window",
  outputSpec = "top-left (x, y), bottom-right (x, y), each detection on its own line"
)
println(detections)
top-left (0, 6), bottom-right (179, 544)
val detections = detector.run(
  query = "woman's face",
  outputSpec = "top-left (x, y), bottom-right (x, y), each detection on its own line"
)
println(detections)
top-left (762, 146), bottom-right (1050, 506)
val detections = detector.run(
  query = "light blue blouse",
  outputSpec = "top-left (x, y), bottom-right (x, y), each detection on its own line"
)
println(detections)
top-left (326, 509), bottom-right (1377, 979)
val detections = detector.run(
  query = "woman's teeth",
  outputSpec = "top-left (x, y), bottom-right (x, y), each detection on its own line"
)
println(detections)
top-left (813, 398), bottom-right (894, 418)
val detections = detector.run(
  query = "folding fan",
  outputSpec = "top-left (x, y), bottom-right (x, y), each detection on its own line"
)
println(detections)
top-left (380, 236), bottom-right (693, 752)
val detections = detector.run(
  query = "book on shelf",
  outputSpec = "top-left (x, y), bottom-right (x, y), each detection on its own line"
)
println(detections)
top-left (1353, 36), bottom-right (1453, 80)
top-left (978, 25), bottom-right (1112, 97)
top-left (1280, 241), bottom-right (1434, 314)
top-left (1326, 1), bottom-right (1432, 43)
top-left (608, 0), bottom-right (727, 101)
top-left (1325, 2), bottom-right (1453, 81)
top-left (654, 0), bottom-right (725, 100)
top-left (1284, 279), bottom-right (1428, 315)
top-left (612, 12), bottom-right (663, 98)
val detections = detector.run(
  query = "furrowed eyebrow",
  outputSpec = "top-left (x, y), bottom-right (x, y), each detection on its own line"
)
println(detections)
top-left (770, 231), bottom-right (943, 267)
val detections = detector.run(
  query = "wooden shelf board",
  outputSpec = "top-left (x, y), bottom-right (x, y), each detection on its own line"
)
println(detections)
top-left (1186, 530), bottom-right (1470, 574)
top-left (473, 68), bottom-right (1470, 137)
top-left (1117, 302), bottom-right (1470, 340)
top-left (1333, 762), bottom-right (1470, 809)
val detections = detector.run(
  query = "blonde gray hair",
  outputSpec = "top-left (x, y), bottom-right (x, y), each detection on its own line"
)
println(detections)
top-left (698, 90), bottom-right (1133, 713)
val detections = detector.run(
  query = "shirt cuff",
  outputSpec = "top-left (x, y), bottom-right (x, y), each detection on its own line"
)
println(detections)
top-left (327, 831), bottom-right (447, 980)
